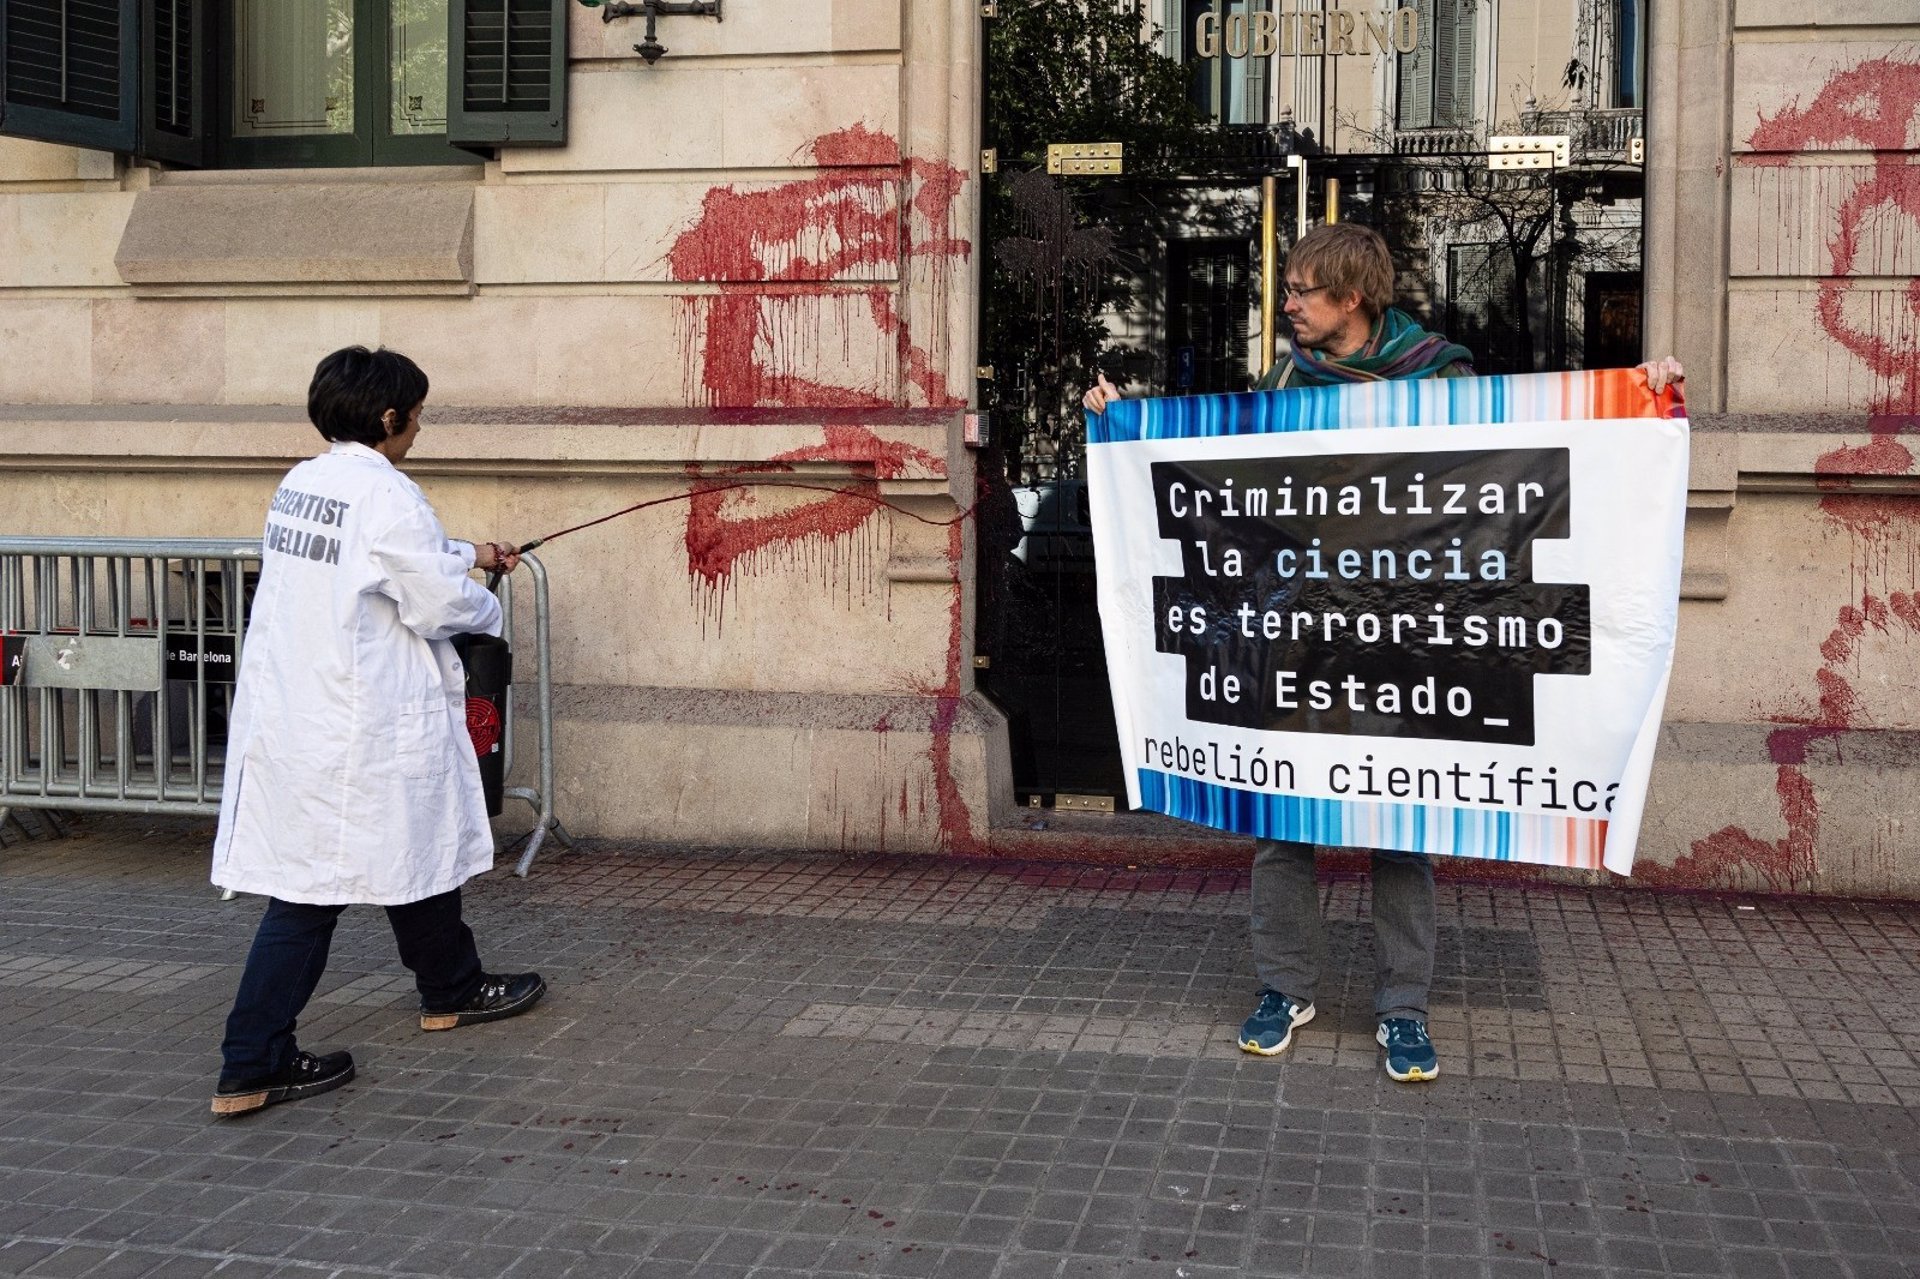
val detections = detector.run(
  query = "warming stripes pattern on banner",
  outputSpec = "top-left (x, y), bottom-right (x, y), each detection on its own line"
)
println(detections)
top-left (1088, 368), bottom-right (1682, 445)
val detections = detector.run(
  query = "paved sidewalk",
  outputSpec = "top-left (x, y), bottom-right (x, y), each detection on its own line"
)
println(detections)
top-left (1, 815), bottom-right (1917, 1279)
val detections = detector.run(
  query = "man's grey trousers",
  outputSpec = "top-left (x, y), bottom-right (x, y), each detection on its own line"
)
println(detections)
top-left (1250, 838), bottom-right (1435, 1023)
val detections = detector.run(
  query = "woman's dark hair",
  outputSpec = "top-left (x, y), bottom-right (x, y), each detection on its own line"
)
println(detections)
top-left (307, 346), bottom-right (430, 447)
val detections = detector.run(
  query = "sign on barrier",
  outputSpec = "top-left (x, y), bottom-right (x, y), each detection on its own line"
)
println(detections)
top-left (21, 634), bottom-right (165, 692)
top-left (164, 634), bottom-right (238, 684)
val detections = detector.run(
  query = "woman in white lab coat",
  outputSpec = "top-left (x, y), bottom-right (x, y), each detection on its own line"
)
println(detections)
top-left (211, 346), bottom-right (546, 1117)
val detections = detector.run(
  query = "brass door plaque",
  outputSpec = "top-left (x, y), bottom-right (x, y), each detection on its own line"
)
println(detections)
top-left (1046, 142), bottom-right (1123, 176)
top-left (1054, 793), bottom-right (1116, 813)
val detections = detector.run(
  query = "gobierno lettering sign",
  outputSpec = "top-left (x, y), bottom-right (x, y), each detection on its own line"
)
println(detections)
top-left (1194, 5), bottom-right (1420, 59)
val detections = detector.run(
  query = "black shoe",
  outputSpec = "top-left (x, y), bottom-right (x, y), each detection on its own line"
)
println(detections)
top-left (420, 972), bottom-right (546, 1031)
top-left (211, 1050), bottom-right (355, 1117)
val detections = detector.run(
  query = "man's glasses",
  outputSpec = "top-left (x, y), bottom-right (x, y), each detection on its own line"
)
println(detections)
top-left (1282, 282), bottom-right (1331, 300)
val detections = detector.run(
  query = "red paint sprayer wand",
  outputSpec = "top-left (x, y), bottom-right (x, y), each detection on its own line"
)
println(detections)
top-left (484, 480), bottom-right (979, 590)
top-left (466, 481), bottom-right (979, 807)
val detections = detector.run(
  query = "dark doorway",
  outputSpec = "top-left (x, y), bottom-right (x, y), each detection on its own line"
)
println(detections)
top-left (1584, 272), bottom-right (1643, 370)
top-left (1446, 241), bottom-right (1532, 374)
top-left (1168, 239), bottom-right (1252, 394)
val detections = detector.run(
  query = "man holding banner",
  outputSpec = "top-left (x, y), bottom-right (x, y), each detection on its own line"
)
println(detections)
top-left (1084, 224), bottom-right (1685, 1083)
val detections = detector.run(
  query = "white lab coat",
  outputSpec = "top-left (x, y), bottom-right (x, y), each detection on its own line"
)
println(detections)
top-left (211, 442), bottom-right (502, 905)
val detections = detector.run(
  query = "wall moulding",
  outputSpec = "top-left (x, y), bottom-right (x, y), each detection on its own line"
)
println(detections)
top-left (1673, 421), bottom-right (1920, 599)
top-left (0, 408), bottom-right (965, 497)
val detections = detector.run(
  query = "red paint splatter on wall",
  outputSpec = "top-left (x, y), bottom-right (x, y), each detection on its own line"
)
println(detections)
top-left (1665, 442), bottom-right (1920, 892)
top-left (681, 424), bottom-right (945, 627)
top-left (1657, 586), bottom-right (1920, 892)
top-left (1741, 57), bottom-right (1920, 417)
top-left (666, 126), bottom-right (972, 411)
top-left (809, 122), bottom-right (900, 168)
top-left (664, 126), bottom-right (981, 848)
top-left (664, 126), bottom-right (969, 625)
top-left (1667, 61), bottom-right (1920, 891)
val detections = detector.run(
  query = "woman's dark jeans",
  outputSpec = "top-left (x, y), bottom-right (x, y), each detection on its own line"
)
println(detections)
top-left (219, 887), bottom-right (482, 1084)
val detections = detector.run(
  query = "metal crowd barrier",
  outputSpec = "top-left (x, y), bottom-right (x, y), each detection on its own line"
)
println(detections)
top-left (0, 536), bottom-right (570, 877)
top-left (494, 553), bottom-right (575, 876)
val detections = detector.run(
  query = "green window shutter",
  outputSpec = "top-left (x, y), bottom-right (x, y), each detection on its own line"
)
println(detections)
top-left (1437, 0), bottom-right (1473, 127)
top-left (0, 0), bottom-right (138, 152)
top-left (448, 0), bottom-right (566, 149)
top-left (1241, 0), bottom-right (1268, 126)
top-left (139, 0), bottom-right (210, 165)
top-left (1396, 0), bottom-right (1433, 130)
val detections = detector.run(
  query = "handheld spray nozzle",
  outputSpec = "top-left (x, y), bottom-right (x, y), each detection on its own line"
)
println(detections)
top-left (474, 479), bottom-right (974, 591)
top-left (485, 536), bottom-right (545, 592)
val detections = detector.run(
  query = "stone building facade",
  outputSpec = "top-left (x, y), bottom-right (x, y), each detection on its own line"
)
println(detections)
top-left (0, 0), bottom-right (1916, 896)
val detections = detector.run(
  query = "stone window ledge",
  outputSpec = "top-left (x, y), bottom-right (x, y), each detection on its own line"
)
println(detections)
top-left (114, 167), bottom-right (476, 299)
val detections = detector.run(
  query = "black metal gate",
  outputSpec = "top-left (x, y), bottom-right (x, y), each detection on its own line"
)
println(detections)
top-left (973, 165), bottom-right (1275, 806)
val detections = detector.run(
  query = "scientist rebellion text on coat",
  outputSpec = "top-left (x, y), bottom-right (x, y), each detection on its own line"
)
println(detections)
top-left (211, 441), bottom-right (502, 904)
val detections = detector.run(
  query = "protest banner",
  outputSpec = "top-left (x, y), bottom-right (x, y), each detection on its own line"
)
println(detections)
top-left (1087, 369), bottom-right (1688, 874)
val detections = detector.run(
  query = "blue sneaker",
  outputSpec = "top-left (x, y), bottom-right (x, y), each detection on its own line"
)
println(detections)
top-left (1238, 990), bottom-right (1315, 1055)
top-left (1377, 1018), bottom-right (1439, 1082)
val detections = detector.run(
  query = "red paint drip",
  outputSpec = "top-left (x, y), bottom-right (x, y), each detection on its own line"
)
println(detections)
top-left (663, 127), bottom-right (981, 849)
top-left (1676, 58), bottom-right (1920, 891)
top-left (678, 424), bottom-right (941, 629)
top-left (1680, 571), bottom-right (1920, 889)
top-left (924, 519), bottom-right (980, 853)
top-left (682, 464), bottom-right (886, 628)
top-left (1742, 57), bottom-right (1920, 417)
